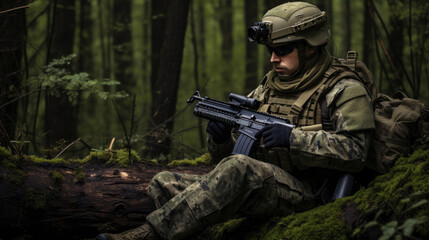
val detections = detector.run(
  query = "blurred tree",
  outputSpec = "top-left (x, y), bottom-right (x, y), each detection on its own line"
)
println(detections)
top-left (317, 0), bottom-right (333, 53)
top-left (0, 1), bottom-right (27, 147)
top-left (44, 0), bottom-right (77, 150)
top-left (363, 0), bottom-right (374, 70)
top-left (147, 0), bottom-right (191, 158)
top-left (190, 1), bottom-right (205, 148)
top-left (217, 0), bottom-right (233, 91)
top-left (244, 0), bottom-right (259, 93)
top-left (150, 0), bottom-right (169, 98)
top-left (340, 0), bottom-right (351, 56)
top-left (78, 0), bottom-right (93, 73)
top-left (113, 0), bottom-right (133, 127)
top-left (387, 0), bottom-right (406, 94)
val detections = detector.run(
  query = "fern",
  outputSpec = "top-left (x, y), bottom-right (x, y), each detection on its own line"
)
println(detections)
top-left (36, 54), bottom-right (128, 102)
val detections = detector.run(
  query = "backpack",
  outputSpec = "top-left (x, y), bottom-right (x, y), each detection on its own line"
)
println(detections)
top-left (366, 92), bottom-right (429, 173)
top-left (334, 51), bottom-right (429, 173)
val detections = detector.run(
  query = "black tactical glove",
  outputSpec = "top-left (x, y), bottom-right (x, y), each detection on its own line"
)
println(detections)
top-left (256, 124), bottom-right (292, 148)
top-left (206, 121), bottom-right (232, 144)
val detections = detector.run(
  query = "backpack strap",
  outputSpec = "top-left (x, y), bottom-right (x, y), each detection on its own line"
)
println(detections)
top-left (289, 65), bottom-right (349, 126)
top-left (345, 51), bottom-right (358, 70)
top-left (289, 76), bottom-right (327, 116)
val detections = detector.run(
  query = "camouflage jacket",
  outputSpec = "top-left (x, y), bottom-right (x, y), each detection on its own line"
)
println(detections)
top-left (207, 77), bottom-right (375, 173)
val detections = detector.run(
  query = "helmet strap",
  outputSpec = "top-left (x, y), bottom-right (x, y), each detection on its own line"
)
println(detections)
top-left (292, 41), bottom-right (308, 77)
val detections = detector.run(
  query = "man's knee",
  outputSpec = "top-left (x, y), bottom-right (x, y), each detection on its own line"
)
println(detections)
top-left (149, 171), bottom-right (173, 195)
top-left (218, 154), bottom-right (254, 166)
top-left (216, 154), bottom-right (273, 182)
top-left (150, 171), bottom-right (171, 186)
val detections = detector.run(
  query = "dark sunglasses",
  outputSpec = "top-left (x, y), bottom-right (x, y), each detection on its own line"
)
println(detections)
top-left (266, 44), bottom-right (296, 56)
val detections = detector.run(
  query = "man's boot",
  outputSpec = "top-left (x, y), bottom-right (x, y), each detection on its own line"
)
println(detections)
top-left (95, 223), bottom-right (158, 240)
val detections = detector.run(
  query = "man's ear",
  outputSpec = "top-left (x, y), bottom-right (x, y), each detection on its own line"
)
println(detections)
top-left (306, 45), bottom-right (317, 56)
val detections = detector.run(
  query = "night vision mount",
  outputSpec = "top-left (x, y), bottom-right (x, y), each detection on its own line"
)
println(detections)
top-left (247, 12), bottom-right (327, 45)
top-left (247, 22), bottom-right (273, 44)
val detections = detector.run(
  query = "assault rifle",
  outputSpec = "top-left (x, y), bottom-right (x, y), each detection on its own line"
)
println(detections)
top-left (187, 91), bottom-right (354, 201)
top-left (186, 91), bottom-right (294, 155)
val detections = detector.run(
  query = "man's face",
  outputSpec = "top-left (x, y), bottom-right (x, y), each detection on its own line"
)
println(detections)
top-left (268, 44), bottom-right (300, 78)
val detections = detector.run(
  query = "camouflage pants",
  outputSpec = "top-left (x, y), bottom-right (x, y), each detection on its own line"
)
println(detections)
top-left (146, 154), bottom-right (315, 240)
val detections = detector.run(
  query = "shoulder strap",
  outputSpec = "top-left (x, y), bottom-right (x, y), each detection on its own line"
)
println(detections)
top-left (345, 51), bottom-right (358, 70)
top-left (289, 65), bottom-right (352, 125)
top-left (289, 73), bottom-right (329, 116)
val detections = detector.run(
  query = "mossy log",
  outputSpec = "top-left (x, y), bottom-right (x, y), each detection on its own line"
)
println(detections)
top-left (0, 160), bottom-right (213, 239)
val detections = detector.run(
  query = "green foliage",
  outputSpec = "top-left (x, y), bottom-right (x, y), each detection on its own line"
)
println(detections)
top-left (37, 54), bottom-right (128, 102)
top-left (167, 153), bottom-right (212, 166)
top-left (361, 208), bottom-right (427, 240)
top-left (352, 148), bottom-right (429, 239)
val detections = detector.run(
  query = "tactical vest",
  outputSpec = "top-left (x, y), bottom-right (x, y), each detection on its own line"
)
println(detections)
top-left (252, 54), bottom-right (364, 171)
top-left (258, 62), bottom-right (362, 128)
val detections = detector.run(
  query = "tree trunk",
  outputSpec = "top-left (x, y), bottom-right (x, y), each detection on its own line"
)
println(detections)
top-left (190, 2), bottom-right (205, 149)
top-left (340, 0), bottom-right (351, 57)
top-left (318, 0), bottom-right (333, 53)
top-left (150, 0), bottom-right (169, 99)
top-left (146, 0), bottom-right (191, 158)
top-left (0, 1), bottom-right (26, 146)
top-left (0, 162), bottom-right (213, 239)
top-left (363, 0), bottom-right (373, 71)
top-left (45, 0), bottom-right (77, 148)
top-left (244, 0), bottom-right (259, 94)
top-left (387, 2), bottom-right (405, 94)
top-left (113, 0), bottom-right (133, 120)
top-left (218, 0), bottom-right (233, 91)
top-left (78, 0), bottom-right (93, 73)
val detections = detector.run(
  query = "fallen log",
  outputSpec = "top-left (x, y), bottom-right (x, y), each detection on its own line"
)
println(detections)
top-left (0, 160), bottom-right (213, 239)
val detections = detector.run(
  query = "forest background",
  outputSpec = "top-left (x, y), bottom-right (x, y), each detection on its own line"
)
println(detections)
top-left (1, 0), bottom-right (429, 162)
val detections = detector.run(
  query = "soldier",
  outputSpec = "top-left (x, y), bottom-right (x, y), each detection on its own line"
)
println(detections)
top-left (96, 2), bottom-right (375, 240)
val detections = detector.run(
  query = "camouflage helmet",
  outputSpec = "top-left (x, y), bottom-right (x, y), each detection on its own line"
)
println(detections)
top-left (248, 2), bottom-right (330, 46)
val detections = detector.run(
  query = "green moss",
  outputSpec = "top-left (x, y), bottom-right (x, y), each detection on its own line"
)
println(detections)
top-left (0, 146), bottom-right (12, 158)
top-left (73, 167), bottom-right (85, 184)
top-left (78, 149), bottom-right (141, 167)
top-left (0, 147), bottom-right (27, 185)
top-left (213, 218), bottom-right (246, 239)
top-left (79, 151), bottom-right (112, 164)
top-left (49, 170), bottom-right (65, 185)
top-left (25, 155), bottom-right (68, 165)
top-left (351, 147), bottom-right (429, 239)
top-left (8, 168), bottom-right (27, 185)
top-left (106, 149), bottom-right (141, 167)
top-left (245, 203), bottom-right (348, 240)
top-left (24, 187), bottom-right (47, 210)
top-left (168, 153), bottom-right (212, 166)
